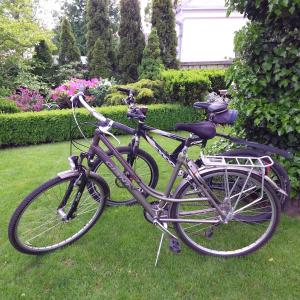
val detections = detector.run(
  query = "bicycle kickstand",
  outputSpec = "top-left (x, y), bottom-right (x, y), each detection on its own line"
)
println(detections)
top-left (154, 221), bottom-right (179, 267)
top-left (155, 231), bottom-right (165, 267)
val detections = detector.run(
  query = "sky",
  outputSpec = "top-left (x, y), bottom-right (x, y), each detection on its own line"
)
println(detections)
top-left (39, 0), bottom-right (149, 29)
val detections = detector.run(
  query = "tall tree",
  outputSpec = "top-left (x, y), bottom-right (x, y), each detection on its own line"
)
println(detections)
top-left (32, 40), bottom-right (54, 83)
top-left (58, 17), bottom-right (81, 65)
top-left (0, 0), bottom-right (53, 57)
top-left (0, 0), bottom-right (53, 90)
top-left (61, 0), bottom-right (87, 56)
top-left (108, 0), bottom-right (120, 73)
top-left (144, 0), bottom-right (152, 32)
top-left (118, 0), bottom-right (145, 83)
top-left (151, 0), bottom-right (178, 69)
top-left (109, 0), bottom-right (120, 36)
top-left (86, 0), bottom-right (114, 75)
top-left (33, 40), bottom-right (53, 65)
top-left (89, 37), bottom-right (111, 78)
top-left (138, 27), bottom-right (163, 80)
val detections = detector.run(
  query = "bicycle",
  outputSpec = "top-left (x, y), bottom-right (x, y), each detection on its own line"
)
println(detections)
top-left (8, 91), bottom-right (282, 261)
top-left (90, 88), bottom-right (291, 208)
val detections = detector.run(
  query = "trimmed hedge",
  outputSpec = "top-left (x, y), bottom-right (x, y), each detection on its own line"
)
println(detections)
top-left (161, 69), bottom-right (226, 105)
top-left (0, 104), bottom-right (200, 147)
top-left (200, 69), bottom-right (227, 91)
top-left (0, 98), bottom-right (20, 114)
top-left (161, 70), bottom-right (211, 105)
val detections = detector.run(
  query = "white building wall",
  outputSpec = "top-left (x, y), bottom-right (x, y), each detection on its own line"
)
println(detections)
top-left (176, 1), bottom-right (247, 63)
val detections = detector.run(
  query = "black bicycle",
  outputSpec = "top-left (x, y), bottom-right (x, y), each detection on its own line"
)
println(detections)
top-left (9, 91), bottom-right (282, 260)
top-left (90, 88), bottom-right (291, 208)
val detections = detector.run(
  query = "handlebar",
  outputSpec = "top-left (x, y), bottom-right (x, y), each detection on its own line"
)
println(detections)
top-left (70, 92), bottom-right (107, 122)
top-left (117, 87), bottom-right (134, 97)
top-left (71, 90), bottom-right (146, 133)
top-left (117, 87), bottom-right (135, 106)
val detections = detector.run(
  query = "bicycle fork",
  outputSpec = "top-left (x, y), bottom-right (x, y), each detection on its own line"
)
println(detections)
top-left (57, 172), bottom-right (87, 221)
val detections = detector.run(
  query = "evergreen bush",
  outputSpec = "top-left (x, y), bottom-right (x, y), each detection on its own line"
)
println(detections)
top-left (0, 98), bottom-right (20, 114)
top-left (105, 70), bottom-right (226, 106)
top-left (89, 37), bottom-right (112, 78)
top-left (138, 27), bottom-right (164, 80)
top-left (105, 79), bottom-right (166, 105)
top-left (161, 70), bottom-right (211, 105)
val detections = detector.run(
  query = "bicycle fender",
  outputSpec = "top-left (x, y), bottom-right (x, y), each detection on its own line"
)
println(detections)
top-left (229, 137), bottom-right (292, 159)
top-left (57, 170), bottom-right (79, 179)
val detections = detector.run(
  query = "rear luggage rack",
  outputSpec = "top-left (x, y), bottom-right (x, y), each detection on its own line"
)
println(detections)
top-left (200, 154), bottom-right (274, 211)
top-left (201, 154), bottom-right (274, 169)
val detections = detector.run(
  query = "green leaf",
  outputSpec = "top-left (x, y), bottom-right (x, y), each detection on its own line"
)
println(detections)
top-left (262, 62), bottom-right (272, 71)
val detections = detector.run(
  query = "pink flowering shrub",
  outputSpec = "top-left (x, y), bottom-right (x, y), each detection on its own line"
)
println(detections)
top-left (50, 78), bottom-right (100, 108)
top-left (9, 88), bottom-right (45, 112)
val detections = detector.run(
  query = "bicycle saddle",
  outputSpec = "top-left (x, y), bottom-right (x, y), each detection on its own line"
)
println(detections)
top-left (175, 121), bottom-right (216, 140)
top-left (193, 102), bottom-right (227, 113)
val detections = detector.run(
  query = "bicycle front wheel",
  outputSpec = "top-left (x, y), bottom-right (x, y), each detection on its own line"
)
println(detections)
top-left (171, 168), bottom-right (280, 257)
top-left (8, 172), bottom-right (108, 255)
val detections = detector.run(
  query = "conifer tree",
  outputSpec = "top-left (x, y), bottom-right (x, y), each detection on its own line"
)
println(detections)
top-left (33, 40), bottom-right (53, 66)
top-left (58, 18), bottom-right (81, 65)
top-left (151, 0), bottom-right (178, 69)
top-left (86, 0), bottom-right (114, 75)
top-left (118, 0), bottom-right (145, 83)
top-left (138, 27), bottom-right (163, 80)
top-left (61, 0), bottom-right (87, 56)
top-left (89, 37), bottom-right (112, 78)
top-left (32, 40), bottom-right (54, 83)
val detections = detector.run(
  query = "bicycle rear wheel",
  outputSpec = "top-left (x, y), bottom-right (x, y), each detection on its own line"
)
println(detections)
top-left (91, 146), bottom-right (159, 206)
top-left (171, 168), bottom-right (280, 257)
top-left (8, 172), bottom-right (108, 255)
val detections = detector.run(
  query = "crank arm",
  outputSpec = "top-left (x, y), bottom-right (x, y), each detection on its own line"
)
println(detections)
top-left (153, 220), bottom-right (178, 240)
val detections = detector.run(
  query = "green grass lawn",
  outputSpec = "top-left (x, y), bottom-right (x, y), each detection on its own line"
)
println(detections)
top-left (1, 135), bottom-right (300, 299)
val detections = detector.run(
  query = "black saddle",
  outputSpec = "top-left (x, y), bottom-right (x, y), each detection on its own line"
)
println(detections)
top-left (193, 102), bottom-right (227, 113)
top-left (175, 121), bottom-right (216, 140)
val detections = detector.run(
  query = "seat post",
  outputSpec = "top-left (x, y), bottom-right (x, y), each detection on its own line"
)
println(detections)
top-left (184, 133), bottom-right (194, 148)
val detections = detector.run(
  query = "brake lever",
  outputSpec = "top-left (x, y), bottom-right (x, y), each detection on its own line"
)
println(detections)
top-left (122, 98), bottom-right (128, 105)
top-left (98, 121), bottom-right (120, 145)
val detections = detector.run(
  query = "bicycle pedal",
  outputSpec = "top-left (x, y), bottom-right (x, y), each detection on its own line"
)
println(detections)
top-left (169, 237), bottom-right (181, 253)
top-left (204, 228), bottom-right (214, 239)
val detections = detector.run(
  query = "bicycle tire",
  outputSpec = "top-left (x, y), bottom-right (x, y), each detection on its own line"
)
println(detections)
top-left (171, 168), bottom-right (280, 257)
top-left (8, 172), bottom-right (109, 255)
top-left (219, 148), bottom-right (290, 209)
top-left (91, 146), bottom-right (159, 206)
